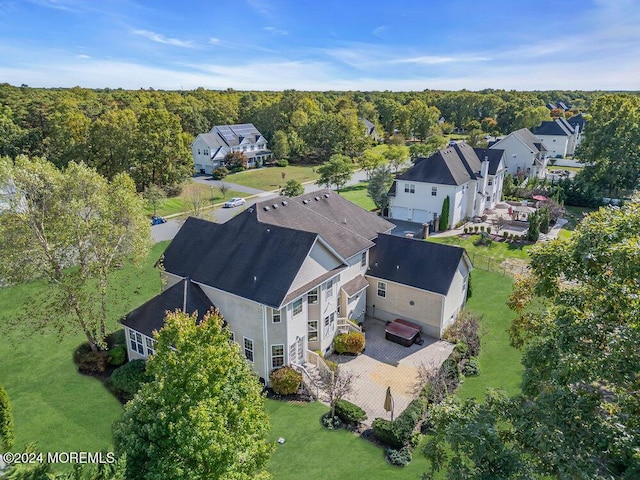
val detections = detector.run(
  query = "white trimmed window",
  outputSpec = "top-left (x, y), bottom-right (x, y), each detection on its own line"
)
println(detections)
top-left (271, 345), bottom-right (284, 369)
top-left (129, 328), bottom-right (144, 355)
top-left (404, 183), bottom-right (415, 193)
top-left (272, 308), bottom-right (281, 323)
top-left (292, 298), bottom-right (303, 316)
top-left (326, 279), bottom-right (334, 298)
top-left (323, 313), bottom-right (335, 336)
top-left (431, 186), bottom-right (437, 196)
top-left (145, 337), bottom-right (155, 356)
top-left (308, 320), bottom-right (318, 341)
top-left (244, 337), bottom-right (254, 362)
top-left (361, 251), bottom-right (367, 267)
top-left (308, 288), bottom-right (318, 304)
top-left (377, 281), bottom-right (387, 298)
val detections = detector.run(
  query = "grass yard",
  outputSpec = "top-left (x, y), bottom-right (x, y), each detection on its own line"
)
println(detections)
top-left (428, 234), bottom-right (534, 262)
top-left (225, 165), bottom-right (319, 191)
top-left (456, 269), bottom-right (522, 399)
top-left (0, 242), bottom-right (167, 453)
top-left (267, 400), bottom-right (430, 479)
top-left (339, 182), bottom-right (376, 211)
top-left (144, 182), bottom-right (246, 217)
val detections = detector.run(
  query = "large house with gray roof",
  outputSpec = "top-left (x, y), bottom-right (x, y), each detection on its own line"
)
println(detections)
top-left (533, 117), bottom-right (579, 158)
top-left (489, 128), bottom-right (548, 178)
top-left (191, 123), bottom-right (272, 174)
top-left (388, 143), bottom-right (507, 229)
top-left (123, 190), bottom-right (471, 384)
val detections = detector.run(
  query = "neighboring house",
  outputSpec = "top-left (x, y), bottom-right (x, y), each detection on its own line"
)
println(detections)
top-left (122, 190), bottom-right (471, 383)
top-left (567, 113), bottom-right (587, 149)
top-left (533, 117), bottom-right (578, 158)
top-left (367, 234), bottom-right (472, 339)
top-left (388, 143), bottom-right (507, 229)
top-left (191, 123), bottom-right (272, 174)
top-left (546, 101), bottom-right (571, 111)
top-left (490, 128), bottom-right (548, 179)
top-left (362, 118), bottom-right (382, 142)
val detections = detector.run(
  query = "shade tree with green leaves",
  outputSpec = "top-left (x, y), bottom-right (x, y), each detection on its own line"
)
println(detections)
top-left (316, 154), bottom-right (354, 192)
top-left (113, 309), bottom-right (273, 480)
top-left (0, 156), bottom-right (151, 352)
top-left (366, 165), bottom-right (394, 213)
top-left (424, 200), bottom-right (640, 479)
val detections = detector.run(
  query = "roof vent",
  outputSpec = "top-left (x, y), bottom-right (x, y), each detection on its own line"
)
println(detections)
top-left (314, 196), bottom-right (320, 201)
top-left (248, 207), bottom-right (254, 213)
top-left (342, 218), bottom-right (347, 224)
top-left (266, 228), bottom-right (270, 233)
top-left (396, 265), bottom-right (400, 270)
top-left (263, 206), bottom-right (270, 211)
top-left (302, 199), bottom-right (310, 204)
top-left (253, 276), bottom-right (257, 282)
top-left (272, 204), bottom-right (278, 209)
top-left (282, 200), bottom-right (288, 206)
top-left (324, 193), bottom-right (329, 198)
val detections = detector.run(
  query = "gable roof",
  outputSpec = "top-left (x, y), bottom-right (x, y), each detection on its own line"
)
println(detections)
top-left (397, 143), bottom-right (504, 186)
top-left (367, 234), bottom-right (468, 296)
top-left (491, 128), bottom-right (547, 153)
top-left (567, 113), bottom-right (587, 131)
top-left (211, 123), bottom-right (264, 147)
top-left (121, 278), bottom-right (214, 338)
top-left (533, 119), bottom-right (572, 136)
top-left (243, 190), bottom-right (393, 259)
top-left (162, 216), bottom-right (320, 309)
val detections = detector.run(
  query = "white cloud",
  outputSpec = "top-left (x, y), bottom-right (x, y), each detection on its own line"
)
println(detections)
top-left (76, 54), bottom-right (90, 59)
top-left (246, 0), bottom-right (273, 18)
top-left (132, 29), bottom-right (194, 48)
top-left (264, 26), bottom-right (288, 36)
top-left (372, 25), bottom-right (388, 38)
top-left (208, 37), bottom-right (221, 45)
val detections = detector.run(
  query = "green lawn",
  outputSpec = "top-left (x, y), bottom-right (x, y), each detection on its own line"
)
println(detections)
top-left (224, 165), bottom-right (319, 191)
top-left (267, 400), bottom-right (430, 479)
top-left (428, 234), bottom-right (534, 262)
top-left (0, 242), bottom-right (167, 453)
top-left (144, 183), bottom-right (246, 217)
top-left (456, 269), bottom-right (522, 399)
top-left (339, 182), bottom-right (376, 211)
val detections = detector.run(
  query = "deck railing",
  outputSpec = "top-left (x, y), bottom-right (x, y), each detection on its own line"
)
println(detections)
top-left (290, 362), bottom-right (319, 399)
top-left (305, 349), bottom-right (334, 384)
top-left (336, 317), bottom-right (362, 334)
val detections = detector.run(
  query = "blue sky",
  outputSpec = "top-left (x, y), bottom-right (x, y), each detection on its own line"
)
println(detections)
top-left (1, 0), bottom-right (639, 90)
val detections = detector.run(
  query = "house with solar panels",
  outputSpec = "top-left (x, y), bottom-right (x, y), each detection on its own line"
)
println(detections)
top-left (191, 123), bottom-right (273, 174)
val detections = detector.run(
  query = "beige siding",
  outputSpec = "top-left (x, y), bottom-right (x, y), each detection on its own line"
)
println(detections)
top-left (442, 259), bottom-right (471, 335)
top-left (288, 241), bottom-right (341, 293)
top-left (365, 276), bottom-right (445, 339)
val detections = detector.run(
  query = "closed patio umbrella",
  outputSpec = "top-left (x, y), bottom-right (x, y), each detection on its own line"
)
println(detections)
top-left (384, 386), bottom-right (394, 421)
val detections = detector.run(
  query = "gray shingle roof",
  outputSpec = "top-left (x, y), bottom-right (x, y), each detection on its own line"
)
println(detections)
top-left (368, 234), bottom-right (467, 295)
top-left (493, 128), bottom-right (547, 153)
top-left (162, 216), bottom-right (320, 309)
top-left (341, 274), bottom-right (369, 297)
top-left (396, 143), bottom-right (504, 186)
top-left (247, 190), bottom-right (392, 259)
top-left (533, 120), bottom-right (572, 136)
top-left (121, 278), bottom-right (214, 338)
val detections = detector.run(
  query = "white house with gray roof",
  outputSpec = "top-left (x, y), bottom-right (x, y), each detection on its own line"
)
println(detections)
top-left (191, 123), bottom-right (272, 174)
top-left (388, 143), bottom-right (507, 229)
top-left (490, 128), bottom-right (548, 178)
top-left (533, 117), bottom-right (579, 158)
top-left (122, 190), bottom-right (471, 385)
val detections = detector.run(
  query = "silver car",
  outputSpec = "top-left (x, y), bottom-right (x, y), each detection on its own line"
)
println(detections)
top-left (224, 197), bottom-right (246, 208)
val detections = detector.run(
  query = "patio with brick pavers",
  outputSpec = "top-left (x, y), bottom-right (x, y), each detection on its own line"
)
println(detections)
top-left (328, 318), bottom-right (454, 425)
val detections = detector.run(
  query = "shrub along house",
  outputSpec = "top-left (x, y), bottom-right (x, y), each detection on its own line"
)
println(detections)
top-left (122, 190), bottom-right (471, 384)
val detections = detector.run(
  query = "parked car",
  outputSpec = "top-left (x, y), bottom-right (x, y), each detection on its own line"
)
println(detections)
top-left (224, 197), bottom-right (246, 208)
top-left (151, 215), bottom-right (167, 225)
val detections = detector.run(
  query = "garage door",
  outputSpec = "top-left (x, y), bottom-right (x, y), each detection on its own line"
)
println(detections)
top-left (412, 209), bottom-right (431, 224)
top-left (391, 206), bottom-right (408, 220)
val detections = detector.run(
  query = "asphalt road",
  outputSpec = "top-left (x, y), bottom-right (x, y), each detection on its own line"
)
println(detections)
top-left (151, 170), bottom-right (370, 243)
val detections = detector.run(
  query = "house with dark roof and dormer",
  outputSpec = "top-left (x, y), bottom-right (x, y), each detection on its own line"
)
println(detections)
top-left (387, 143), bottom-right (507, 229)
top-left (122, 190), bottom-right (471, 383)
top-left (533, 117), bottom-right (579, 158)
top-left (191, 123), bottom-right (273, 174)
top-left (489, 128), bottom-right (548, 178)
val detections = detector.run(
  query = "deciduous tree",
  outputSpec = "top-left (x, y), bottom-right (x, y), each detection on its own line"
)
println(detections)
top-left (280, 179), bottom-right (304, 197)
top-left (366, 165), bottom-right (394, 213)
top-left (0, 157), bottom-right (150, 351)
top-left (316, 154), bottom-right (354, 192)
top-left (113, 310), bottom-right (273, 480)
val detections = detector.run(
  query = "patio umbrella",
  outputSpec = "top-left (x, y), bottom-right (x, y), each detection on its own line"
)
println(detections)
top-left (384, 386), bottom-right (394, 421)
top-left (532, 195), bottom-right (548, 201)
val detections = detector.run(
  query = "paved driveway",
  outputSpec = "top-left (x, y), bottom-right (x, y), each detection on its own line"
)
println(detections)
top-left (329, 318), bottom-right (454, 425)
